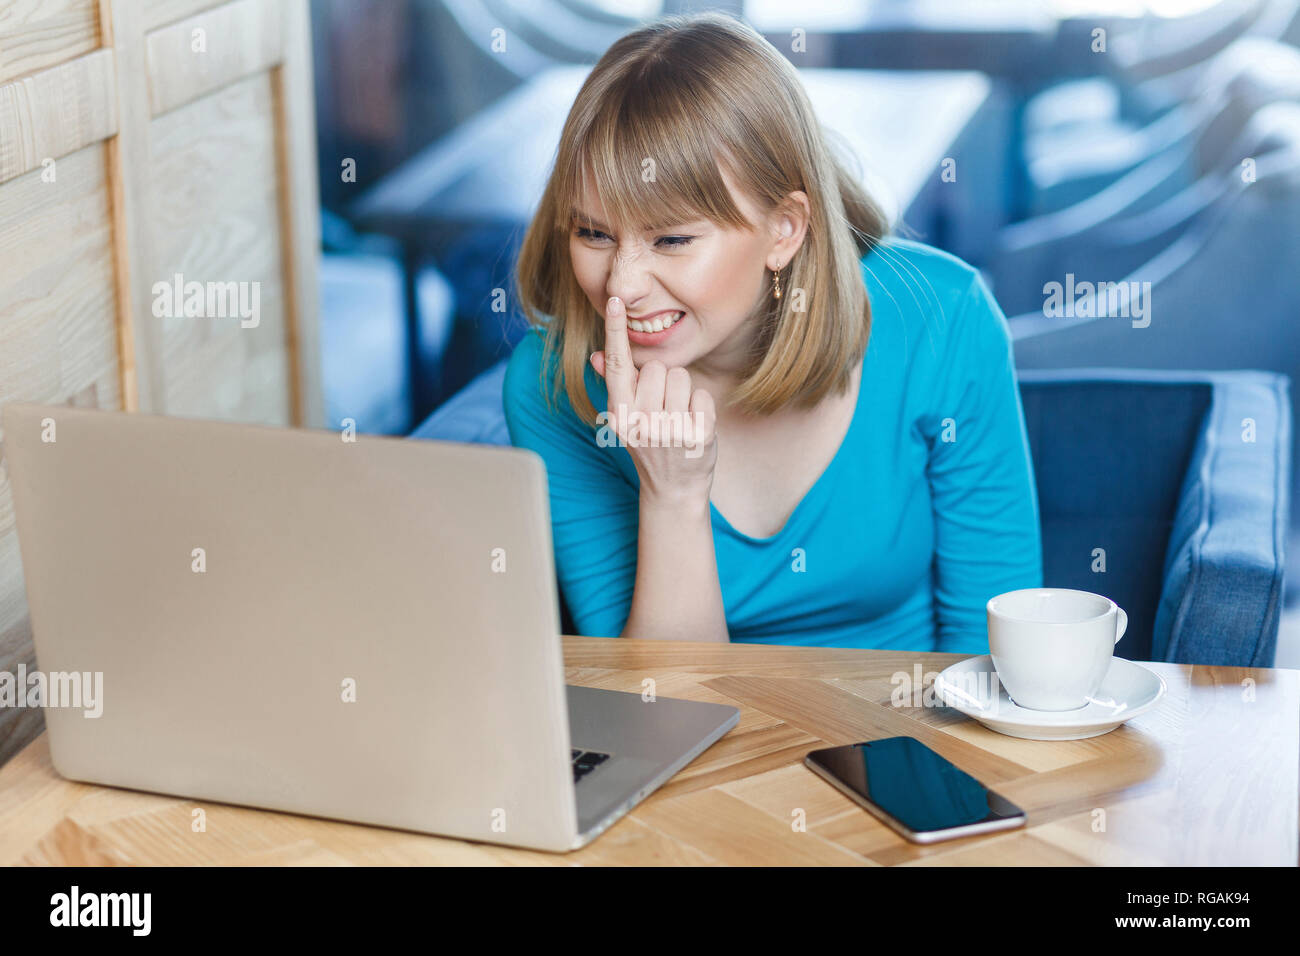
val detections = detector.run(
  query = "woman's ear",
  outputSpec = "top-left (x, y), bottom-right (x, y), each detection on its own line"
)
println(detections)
top-left (768, 190), bottom-right (810, 269)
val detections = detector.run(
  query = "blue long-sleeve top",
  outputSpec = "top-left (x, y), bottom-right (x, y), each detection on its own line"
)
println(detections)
top-left (502, 237), bottom-right (1044, 654)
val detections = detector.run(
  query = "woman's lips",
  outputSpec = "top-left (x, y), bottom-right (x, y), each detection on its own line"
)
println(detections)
top-left (625, 311), bottom-right (685, 346)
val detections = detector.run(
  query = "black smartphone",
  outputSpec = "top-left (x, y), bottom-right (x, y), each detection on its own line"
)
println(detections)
top-left (804, 737), bottom-right (1027, 843)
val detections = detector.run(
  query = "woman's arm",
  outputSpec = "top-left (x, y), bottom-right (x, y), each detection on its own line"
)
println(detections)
top-left (503, 322), bottom-right (728, 641)
top-left (925, 273), bottom-right (1045, 654)
top-left (591, 297), bottom-right (729, 642)
top-left (504, 331), bottom-right (640, 636)
top-left (626, 483), bottom-right (729, 642)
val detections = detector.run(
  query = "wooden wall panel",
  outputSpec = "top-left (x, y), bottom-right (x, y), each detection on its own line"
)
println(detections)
top-left (0, 144), bottom-right (121, 766)
top-left (145, 0), bottom-right (283, 117)
top-left (101, 0), bottom-right (149, 410)
top-left (272, 0), bottom-right (323, 428)
top-left (140, 0), bottom-right (225, 33)
top-left (0, 49), bottom-right (117, 184)
top-left (124, 0), bottom-right (320, 425)
top-left (146, 71), bottom-right (290, 423)
top-left (0, 0), bottom-right (322, 766)
top-left (0, 0), bottom-right (100, 85)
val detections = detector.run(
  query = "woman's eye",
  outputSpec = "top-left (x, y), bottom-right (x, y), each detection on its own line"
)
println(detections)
top-left (574, 227), bottom-right (693, 249)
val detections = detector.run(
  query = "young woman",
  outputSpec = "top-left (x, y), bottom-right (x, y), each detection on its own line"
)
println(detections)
top-left (503, 12), bottom-right (1043, 653)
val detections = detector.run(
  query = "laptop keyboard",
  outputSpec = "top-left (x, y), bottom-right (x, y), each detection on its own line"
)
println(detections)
top-left (571, 748), bottom-right (611, 783)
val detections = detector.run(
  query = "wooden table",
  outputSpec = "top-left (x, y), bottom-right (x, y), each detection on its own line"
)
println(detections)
top-left (2, 637), bottom-right (1295, 865)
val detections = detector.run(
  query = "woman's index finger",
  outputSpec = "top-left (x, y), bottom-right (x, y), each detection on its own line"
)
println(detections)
top-left (602, 296), bottom-right (635, 407)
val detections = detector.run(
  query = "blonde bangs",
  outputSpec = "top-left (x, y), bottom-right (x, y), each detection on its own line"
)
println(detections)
top-left (558, 81), bottom-right (755, 240)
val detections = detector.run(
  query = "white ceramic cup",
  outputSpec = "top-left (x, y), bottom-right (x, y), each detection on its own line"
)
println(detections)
top-left (986, 588), bottom-right (1128, 712)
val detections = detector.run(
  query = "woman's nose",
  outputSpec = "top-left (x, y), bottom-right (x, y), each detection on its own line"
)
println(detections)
top-left (605, 248), bottom-right (651, 303)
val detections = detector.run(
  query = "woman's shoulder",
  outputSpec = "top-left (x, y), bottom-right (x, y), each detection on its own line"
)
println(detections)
top-left (503, 324), bottom-right (606, 425)
top-left (504, 324), bottom-right (547, 377)
top-left (858, 237), bottom-right (1009, 373)
top-left (504, 324), bottom-right (571, 418)
top-left (503, 326), bottom-right (543, 404)
top-left (859, 236), bottom-right (982, 305)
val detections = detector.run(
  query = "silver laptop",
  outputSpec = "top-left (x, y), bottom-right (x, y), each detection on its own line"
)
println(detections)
top-left (2, 403), bottom-right (738, 852)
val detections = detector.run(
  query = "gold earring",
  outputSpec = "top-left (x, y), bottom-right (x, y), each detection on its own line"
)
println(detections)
top-left (772, 263), bottom-right (782, 300)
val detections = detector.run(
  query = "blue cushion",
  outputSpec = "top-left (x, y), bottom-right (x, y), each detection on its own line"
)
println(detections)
top-left (1016, 369), bottom-right (1212, 663)
top-left (408, 360), bottom-right (510, 446)
top-left (1154, 370), bottom-right (1291, 665)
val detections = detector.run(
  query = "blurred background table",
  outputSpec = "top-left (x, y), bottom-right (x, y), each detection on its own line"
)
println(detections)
top-left (746, 0), bottom-right (1059, 75)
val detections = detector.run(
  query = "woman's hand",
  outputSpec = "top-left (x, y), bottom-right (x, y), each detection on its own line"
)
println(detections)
top-left (590, 296), bottom-right (718, 507)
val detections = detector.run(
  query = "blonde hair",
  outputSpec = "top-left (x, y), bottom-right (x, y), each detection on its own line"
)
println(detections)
top-left (513, 11), bottom-right (890, 426)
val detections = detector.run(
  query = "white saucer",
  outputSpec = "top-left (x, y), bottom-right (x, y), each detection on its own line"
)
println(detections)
top-left (932, 655), bottom-right (1167, 740)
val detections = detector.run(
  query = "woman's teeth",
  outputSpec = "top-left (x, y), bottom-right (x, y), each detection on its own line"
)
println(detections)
top-left (628, 311), bottom-right (684, 333)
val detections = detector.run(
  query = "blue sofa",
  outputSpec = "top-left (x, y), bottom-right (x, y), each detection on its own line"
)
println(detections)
top-left (410, 361), bottom-right (1290, 667)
